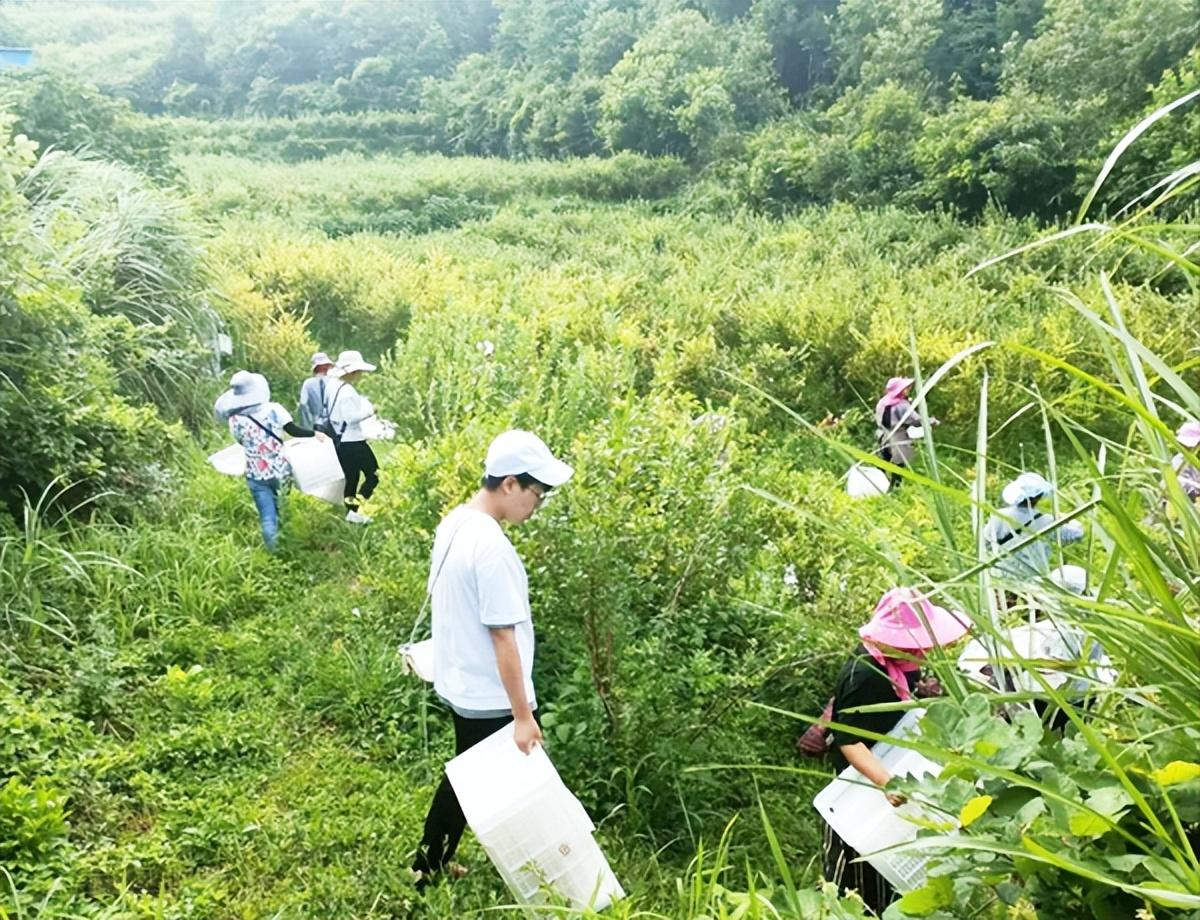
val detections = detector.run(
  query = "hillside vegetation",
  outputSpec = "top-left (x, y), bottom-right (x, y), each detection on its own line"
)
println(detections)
top-left (1, 2), bottom-right (1199, 918)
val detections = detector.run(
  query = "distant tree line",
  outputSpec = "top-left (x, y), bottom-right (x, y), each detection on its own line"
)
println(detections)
top-left (1, 0), bottom-right (1197, 218)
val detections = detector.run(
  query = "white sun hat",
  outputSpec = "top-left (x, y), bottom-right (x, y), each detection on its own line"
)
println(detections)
top-left (484, 430), bottom-right (574, 487)
top-left (311, 351), bottom-right (334, 370)
top-left (335, 350), bottom-right (376, 374)
top-left (214, 370), bottom-right (270, 419)
top-left (1002, 472), bottom-right (1053, 506)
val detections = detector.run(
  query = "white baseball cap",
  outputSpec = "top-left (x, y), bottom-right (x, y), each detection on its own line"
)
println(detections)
top-left (484, 430), bottom-right (574, 487)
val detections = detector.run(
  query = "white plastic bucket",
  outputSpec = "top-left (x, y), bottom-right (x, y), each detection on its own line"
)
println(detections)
top-left (208, 443), bottom-right (246, 476)
top-left (283, 438), bottom-right (345, 505)
top-left (446, 723), bottom-right (624, 910)
top-left (846, 463), bottom-right (890, 499)
top-left (812, 709), bottom-right (943, 892)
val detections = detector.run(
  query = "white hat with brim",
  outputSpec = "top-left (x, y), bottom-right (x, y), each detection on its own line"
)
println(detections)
top-left (1002, 472), bottom-right (1053, 506)
top-left (335, 350), bottom-right (376, 374)
top-left (311, 351), bottom-right (334, 370)
top-left (485, 429), bottom-right (574, 487)
top-left (214, 370), bottom-right (270, 418)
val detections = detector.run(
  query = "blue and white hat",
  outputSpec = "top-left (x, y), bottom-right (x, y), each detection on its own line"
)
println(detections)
top-left (214, 370), bottom-right (270, 419)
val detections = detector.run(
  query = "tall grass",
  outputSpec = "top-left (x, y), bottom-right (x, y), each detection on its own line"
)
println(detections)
top-left (741, 98), bottom-right (1200, 916)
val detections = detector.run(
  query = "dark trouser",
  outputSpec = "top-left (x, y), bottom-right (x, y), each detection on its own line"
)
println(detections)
top-left (412, 710), bottom-right (537, 880)
top-left (334, 439), bottom-right (379, 510)
top-left (822, 821), bottom-right (894, 912)
top-left (879, 444), bottom-right (905, 487)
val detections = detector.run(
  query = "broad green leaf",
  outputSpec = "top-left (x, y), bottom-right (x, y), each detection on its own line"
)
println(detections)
top-left (958, 795), bottom-right (993, 828)
top-left (1150, 761), bottom-right (1200, 787)
top-left (1068, 810), bottom-right (1113, 838)
top-left (895, 875), bottom-right (954, 915)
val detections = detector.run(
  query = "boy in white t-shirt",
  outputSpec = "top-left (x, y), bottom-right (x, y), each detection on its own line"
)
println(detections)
top-left (411, 430), bottom-right (574, 889)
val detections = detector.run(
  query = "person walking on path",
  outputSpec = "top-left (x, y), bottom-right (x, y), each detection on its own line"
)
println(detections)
top-left (1167, 419), bottom-right (1200, 503)
top-left (983, 472), bottom-right (1084, 584)
top-left (410, 430), bottom-right (574, 890)
top-left (324, 349), bottom-right (381, 524)
top-left (875, 377), bottom-right (936, 486)
top-left (296, 351), bottom-right (335, 429)
top-left (822, 588), bottom-right (971, 912)
top-left (214, 370), bottom-right (324, 552)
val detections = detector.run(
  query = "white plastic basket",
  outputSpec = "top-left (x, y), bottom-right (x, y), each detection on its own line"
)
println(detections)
top-left (283, 438), bottom-right (345, 505)
top-left (846, 463), bottom-right (890, 499)
top-left (446, 723), bottom-right (624, 911)
top-left (208, 443), bottom-right (245, 476)
top-left (812, 709), bottom-right (943, 892)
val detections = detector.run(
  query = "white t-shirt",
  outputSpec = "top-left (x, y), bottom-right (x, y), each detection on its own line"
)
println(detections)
top-left (430, 505), bottom-right (536, 715)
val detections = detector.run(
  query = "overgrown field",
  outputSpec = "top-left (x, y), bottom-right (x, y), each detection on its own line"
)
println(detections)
top-left (4, 141), bottom-right (1200, 919)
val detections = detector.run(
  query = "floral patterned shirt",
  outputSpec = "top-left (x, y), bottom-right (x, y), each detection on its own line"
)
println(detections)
top-left (228, 403), bottom-right (292, 482)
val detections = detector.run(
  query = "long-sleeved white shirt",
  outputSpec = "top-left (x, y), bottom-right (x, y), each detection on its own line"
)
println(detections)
top-left (323, 379), bottom-right (374, 443)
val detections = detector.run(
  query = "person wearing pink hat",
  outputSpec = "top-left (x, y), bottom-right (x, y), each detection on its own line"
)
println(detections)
top-left (821, 588), bottom-right (971, 911)
top-left (874, 377), bottom-right (937, 486)
top-left (1167, 419), bottom-right (1200, 503)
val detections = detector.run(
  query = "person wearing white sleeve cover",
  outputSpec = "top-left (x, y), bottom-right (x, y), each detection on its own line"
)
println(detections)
top-left (324, 350), bottom-right (380, 523)
top-left (411, 429), bottom-right (574, 890)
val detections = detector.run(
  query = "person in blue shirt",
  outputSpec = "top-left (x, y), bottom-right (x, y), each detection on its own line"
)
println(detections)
top-left (297, 351), bottom-right (335, 429)
top-left (983, 472), bottom-right (1084, 583)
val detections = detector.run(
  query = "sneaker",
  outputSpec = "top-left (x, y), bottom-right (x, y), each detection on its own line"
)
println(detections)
top-left (345, 510), bottom-right (372, 524)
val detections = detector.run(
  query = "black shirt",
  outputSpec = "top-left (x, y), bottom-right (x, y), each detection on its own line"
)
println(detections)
top-left (829, 644), bottom-right (918, 772)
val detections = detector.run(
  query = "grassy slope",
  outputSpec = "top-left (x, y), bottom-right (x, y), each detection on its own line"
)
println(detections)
top-left (12, 152), bottom-right (1195, 918)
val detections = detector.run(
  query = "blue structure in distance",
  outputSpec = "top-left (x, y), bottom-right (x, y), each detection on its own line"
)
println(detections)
top-left (0, 48), bottom-right (34, 70)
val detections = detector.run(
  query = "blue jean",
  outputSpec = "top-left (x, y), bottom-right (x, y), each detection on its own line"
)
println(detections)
top-left (246, 477), bottom-right (281, 550)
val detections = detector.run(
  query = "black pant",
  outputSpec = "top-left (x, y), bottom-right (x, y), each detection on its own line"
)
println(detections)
top-left (334, 439), bottom-right (379, 509)
top-left (412, 710), bottom-right (537, 878)
top-left (822, 821), bottom-right (894, 911)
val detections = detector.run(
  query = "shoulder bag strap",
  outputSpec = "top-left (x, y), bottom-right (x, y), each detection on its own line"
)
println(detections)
top-left (407, 515), bottom-right (471, 643)
top-left (235, 411), bottom-right (283, 445)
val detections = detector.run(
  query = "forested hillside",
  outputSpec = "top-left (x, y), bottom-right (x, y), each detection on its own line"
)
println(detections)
top-left (1, 1), bottom-right (1199, 919)
top-left (2, 0), bottom-right (1197, 215)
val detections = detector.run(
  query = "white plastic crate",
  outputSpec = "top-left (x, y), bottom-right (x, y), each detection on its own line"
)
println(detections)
top-left (446, 723), bottom-right (625, 911)
top-left (812, 709), bottom-right (943, 892)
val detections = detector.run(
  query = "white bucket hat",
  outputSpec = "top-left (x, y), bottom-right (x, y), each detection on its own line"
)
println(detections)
top-left (311, 351), bottom-right (334, 371)
top-left (335, 350), bottom-right (376, 374)
top-left (1002, 472), bottom-right (1053, 506)
top-left (214, 370), bottom-right (270, 419)
top-left (485, 430), bottom-right (574, 487)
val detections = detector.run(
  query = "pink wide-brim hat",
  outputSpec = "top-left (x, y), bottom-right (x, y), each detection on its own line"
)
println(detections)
top-left (1178, 420), bottom-right (1200, 449)
top-left (859, 588), bottom-right (972, 652)
top-left (884, 377), bottom-right (915, 397)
